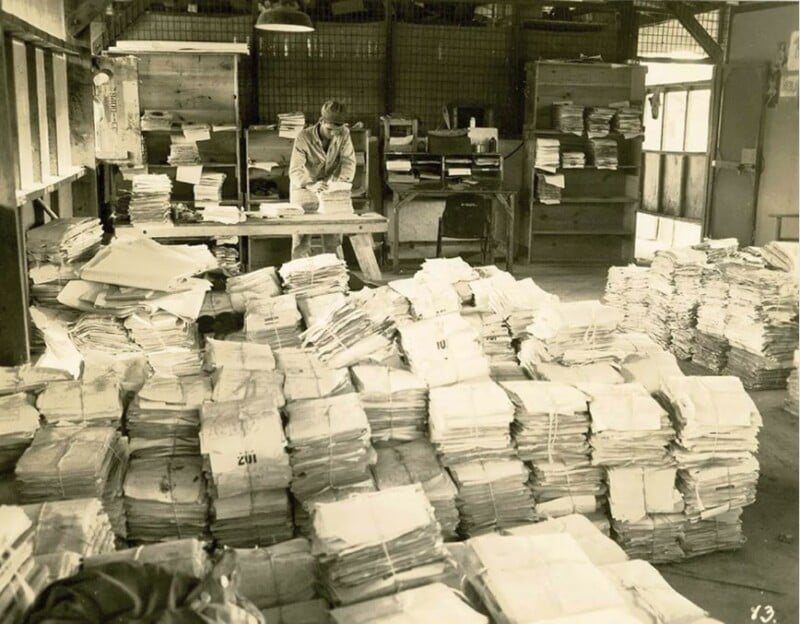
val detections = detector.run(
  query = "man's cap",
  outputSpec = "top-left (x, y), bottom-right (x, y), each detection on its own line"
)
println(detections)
top-left (321, 100), bottom-right (347, 124)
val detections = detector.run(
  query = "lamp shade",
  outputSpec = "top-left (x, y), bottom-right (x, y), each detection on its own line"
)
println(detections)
top-left (255, 5), bottom-right (314, 32)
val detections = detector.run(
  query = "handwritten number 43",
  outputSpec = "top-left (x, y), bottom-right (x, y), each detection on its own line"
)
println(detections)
top-left (751, 605), bottom-right (775, 623)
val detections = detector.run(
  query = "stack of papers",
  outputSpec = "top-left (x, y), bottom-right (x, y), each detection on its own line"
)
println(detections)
top-left (529, 461), bottom-right (605, 518)
top-left (561, 150), bottom-right (586, 168)
top-left (535, 172), bottom-right (563, 204)
top-left (461, 310), bottom-right (520, 380)
top-left (0, 365), bottom-right (71, 395)
top-left (236, 538), bottom-right (317, 610)
top-left (125, 311), bottom-right (203, 377)
top-left (681, 508), bottom-right (746, 557)
top-left (278, 112), bottom-right (306, 139)
top-left (585, 106), bottom-right (616, 137)
top-left (69, 313), bottom-right (140, 354)
top-left (285, 393), bottom-right (372, 502)
top-left (489, 277), bottom-right (559, 340)
top-left (311, 484), bottom-right (449, 605)
top-left (259, 202), bottom-right (305, 218)
top-left (449, 460), bottom-right (534, 536)
top-left (787, 350), bottom-right (799, 416)
top-left (200, 399), bottom-right (293, 547)
top-left (397, 314), bottom-right (490, 388)
top-left (298, 292), bottom-right (346, 328)
top-left (140, 110), bottom-right (174, 130)
top-left (524, 356), bottom-right (624, 385)
top-left (534, 138), bottom-right (560, 172)
top-left (293, 479), bottom-right (377, 538)
top-left (693, 264), bottom-right (732, 372)
top-left (330, 583), bottom-right (487, 624)
top-left (226, 266), bottom-right (282, 313)
top-left (201, 205), bottom-right (243, 225)
top-left (693, 237), bottom-right (739, 263)
top-left (429, 380), bottom-right (515, 465)
top-left (167, 135), bottom-right (201, 165)
top-left (84, 537), bottom-right (211, 577)
top-left (606, 466), bottom-right (683, 522)
top-left (204, 337), bottom-right (276, 372)
top-left (619, 351), bottom-right (684, 395)
top-left (762, 240), bottom-right (799, 273)
top-left (15, 425), bottom-right (128, 539)
top-left (27, 218), bottom-right (103, 264)
top-left (210, 367), bottom-right (285, 405)
top-left (126, 374), bottom-right (211, 458)
top-left (30, 262), bottom-right (82, 307)
top-left (611, 106), bottom-right (644, 138)
top-left (552, 102), bottom-right (584, 135)
top-left (0, 392), bottom-right (40, 473)
top-left (611, 514), bottom-right (686, 563)
top-left (123, 456), bottom-right (209, 543)
top-left (372, 440), bottom-right (459, 539)
top-left (317, 181), bottom-right (354, 216)
top-left (351, 365), bottom-right (427, 442)
top-left (418, 257), bottom-right (479, 284)
top-left (194, 172), bottom-right (226, 203)
top-left (245, 294), bottom-right (303, 350)
top-left (129, 174), bottom-right (173, 224)
top-left (466, 267), bottom-right (516, 310)
top-left (588, 137), bottom-right (618, 169)
top-left (35, 375), bottom-right (122, 427)
top-left (0, 506), bottom-right (50, 623)
top-left (279, 254), bottom-right (349, 300)
top-left (604, 265), bottom-right (650, 331)
top-left (678, 456), bottom-right (759, 520)
top-left (389, 277), bottom-right (461, 319)
top-left (276, 348), bottom-right (353, 402)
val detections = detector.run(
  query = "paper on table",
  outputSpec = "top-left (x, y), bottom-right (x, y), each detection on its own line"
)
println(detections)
top-left (176, 165), bottom-right (203, 185)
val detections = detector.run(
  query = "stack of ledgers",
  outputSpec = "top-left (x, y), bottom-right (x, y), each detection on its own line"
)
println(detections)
top-left (0, 392), bottom-right (40, 474)
top-left (226, 266), bottom-right (282, 313)
top-left (397, 314), bottom-right (490, 388)
top-left (786, 349), bottom-right (799, 416)
top-left (584, 106), bottom-right (616, 137)
top-left (561, 150), bottom-right (586, 168)
top-left (123, 456), bottom-right (209, 543)
top-left (317, 181), bottom-right (354, 215)
top-left (762, 240), bottom-right (799, 273)
top-left (603, 265), bottom-right (650, 331)
top-left (21, 498), bottom-right (115, 582)
top-left (278, 112), bottom-right (306, 139)
top-left (0, 505), bottom-right (50, 623)
top-left (293, 479), bottom-right (377, 539)
top-left (200, 399), bottom-right (293, 547)
top-left (26, 217), bottom-right (103, 264)
top-left (645, 247), bottom-right (707, 357)
top-left (167, 135), bottom-right (201, 165)
top-left (125, 311), bottom-right (203, 377)
top-left (310, 484), bottom-right (452, 605)
top-left (197, 293), bottom-right (241, 336)
top-left (588, 137), bottom-right (618, 169)
top-left (245, 294), bottom-right (303, 351)
top-left (461, 310), bottom-right (521, 381)
top-left (693, 262), bottom-right (732, 372)
top-left (534, 172), bottom-right (563, 204)
top-left (34, 374), bottom-right (122, 427)
top-left (285, 393), bottom-right (373, 504)
top-left (618, 349), bottom-right (685, 395)
top-left (552, 102), bottom-right (584, 135)
top-left (372, 440), bottom-right (459, 539)
top-left (329, 583), bottom-right (488, 624)
top-left (193, 172), bottom-right (226, 203)
top-left (388, 276), bottom-right (461, 320)
top-left (534, 138), bottom-right (560, 172)
top-left (488, 277), bottom-right (559, 340)
top-left (298, 292), bottom-right (346, 329)
top-left (611, 106), bottom-right (644, 138)
top-left (84, 537), bottom-right (211, 577)
top-left (279, 254), bottom-right (349, 300)
top-left (661, 375), bottom-right (762, 554)
top-left (276, 348), bottom-right (353, 402)
top-left (128, 174), bottom-right (173, 224)
top-left (350, 365), bottom-right (428, 443)
top-left (126, 374), bottom-right (211, 459)
top-left (723, 263), bottom-right (799, 389)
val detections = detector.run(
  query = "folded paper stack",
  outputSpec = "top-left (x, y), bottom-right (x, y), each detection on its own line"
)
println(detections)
top-left (488, 277), bottom-right (560, 340)
top-left (26, 217), bottom-right (103, 264)
top-left (534, 138), bottom-right (560, 172)
top-left (585, 106), bottom-right (616, 137)
top-left (84, 537), bottom-right (211, 577)
top-left (236, 538), bottom-right (317, 610)
top-left (245, 294), bottom-right (303, 351)
top-left (125, 311), bottom-right (203, 377)
top-left (226, 266), bottom-right (282, 313)
top-left (128, 174), bottom-right (173, 224)
top-left (604, 264), bottom-right (650, 331)
top-left (606, 465), bottom-right (684, 523)
top-left (0, 393), bottom-right (40, 474)
top-left (552, 102), bottom-right (584, 135)
top-left (277, 348), bottom-right (353, 402)
top-left (194, 172), bottom-right (226, 203)
top-left (693, 263), bottom-right (732, 372)
top-left (35, 375), bottom-right (122, 427)
top-left (680, 507), bottom-right (746, 557)
top-left (298, 292), bottom-right (346, 329)
top-left (279, 254), bottom-right (349, 300)
top-left (0, 506), bottom-right (50, 623)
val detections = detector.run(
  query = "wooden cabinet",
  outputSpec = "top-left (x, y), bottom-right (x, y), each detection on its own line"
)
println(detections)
top-left (523, 61), bottom-right (646, 264)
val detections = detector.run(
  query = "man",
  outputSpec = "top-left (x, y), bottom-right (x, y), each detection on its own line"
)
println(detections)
top-left (289, 99), bottom-right (356, 259)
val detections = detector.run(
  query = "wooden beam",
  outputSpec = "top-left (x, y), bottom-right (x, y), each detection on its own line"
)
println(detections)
top-left (66, 0), bottom-right (112, 37)
top-left (665, 1), bottom-right (723, 64)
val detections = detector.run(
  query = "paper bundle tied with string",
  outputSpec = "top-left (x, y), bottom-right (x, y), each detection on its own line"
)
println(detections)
top-left (35, 374), bottom-right (122, 427)
top-left (245, 294), bottom-right (303, 351)
top-left (204, 337), bottom-right (276, 372)
top-left (607, 466), bottom-right (684, 523)
top-left (279, 254), bottom-right (349, 300)
top-left (236, 538), bottom-right (317, 610)
top-left (200, 399), bottom-right (293, 547)
top-left (311, 484), bottom-right (451, 606)
top-left (488, 277), bottom-right (559, 341)
top-left (292, 478), bottom-right (377, 539)
top-left (210, 367), bottom-right (285, 407)
top-left (276, 348), bottom-right (353, 402)
top-left (84, 537), bottom-right (211, 578)
top-left (611, 513), bottom-right (686, 563)
top-left (26, 217), bottom-right (103, 264)
top-left (0, 392), bottom-right (40, 473)
top-left (226, 266), bottom-right (282, 313)
top-left (388, 276), bottom-right (461, 320)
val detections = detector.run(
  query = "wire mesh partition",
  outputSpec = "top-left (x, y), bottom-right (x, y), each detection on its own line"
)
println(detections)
top-left (638, 9), bottom-right (724, 59)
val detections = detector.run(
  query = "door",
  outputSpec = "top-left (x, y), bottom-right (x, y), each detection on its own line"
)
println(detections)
top-left (706, 63), bottom-right (768, 244)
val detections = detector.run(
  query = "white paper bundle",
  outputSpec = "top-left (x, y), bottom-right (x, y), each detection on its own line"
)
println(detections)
top-left (388, 276), bottom-right (461, 320)
top-left (293, 479), bottom-right (377, 539)
top-left (298, 292), bottom-right (346, 328)
top-left (429, 380), bottom-right (515, 465)
top-left (529, 460), bottom-right (605, 517)
top-left (610, 106), bottom-right (644, 138)
top-left (311, 484), bottom-right (449, 605)
top-left (204, 338), bottom-right (276, 372)
top-left (585, 106), bottom-right (615, 137)
top-left (263, 599), bottom-right (329, 624)
top-left (0, 392), bottom-right (40, 473)
top-left (417, 257), bottom-right (479, 284)
top-left (245, 294), bottom-right (303, 351)
top-left (194, 172), bottom-right (226, 203)
top-left (552, 102), bottom-right (584, 135)
top-left (129, 174), bottom-right (173, 224)
top-left (200, 204), bottom-right (243, 225)
top-left (372, 440), bottom-right (459, 539)
top-left (466, 268), bottom-right (516, 311)
top-left (397, 314), bottom-right (490, 388)
top-left (210, 367), bottom-right (285, 406)
top-left (693, 331), bottom-right (731, 373)
top-left (69, 314), bottom-right (138, 354)
top-left (26, 217), bottom-right (103, 264)
top-left (35, 374), bottom-right (121, 427)
top-left (489, 277), bottom-right (560, 340)
top-left (285, 393), bottom-right (372, 502)
top-left (762, 240), bottom-right (799, 273)
top-left (351, 365), bottom-right (428, 442)
top-left (84, 537), bottom-right (211, 577)
top-left (236, 538), bottom-right (317, 609)
top-left (30, 262), bottom-right (82, 308)
top-left (276, 348), bottom-right (353, 402)
top-left (604, 265), bottom-right (650, 331)
top-left (125, 310), bottom-right (198, 351)
top-left (680, 508), bottom-right (745, 557)
top-left (317, 181), bottom-right (354, 215)
top-left (678, 456), bottom-right (759, 520)
top-left (534, 138), bottom-right (560, 173)
top-left (619, 351), bottom-right (684, 396)
top-left (279, 254), bottom-right (349, 300)
top-left (167, 136), bottom-right (200, 165)
top-left (226, 266), bottom-right (282, 313)
top-left (607, 466), bottom-right (683, 522)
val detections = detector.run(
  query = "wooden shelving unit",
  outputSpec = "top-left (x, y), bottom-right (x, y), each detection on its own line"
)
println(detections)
top-left (522, 60), bottom-right (646, 264)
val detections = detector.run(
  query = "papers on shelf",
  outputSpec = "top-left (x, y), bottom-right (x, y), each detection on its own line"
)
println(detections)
top-left (129, 173), bottom-right (173, 224)
top-left (535, 172), bottom-right (564, 204)
top-left (535, 137), bottom-right (560, 173)
top-left (552, 101), bottom-right (585, 135)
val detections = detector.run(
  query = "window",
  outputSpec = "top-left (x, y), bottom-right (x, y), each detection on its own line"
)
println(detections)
top-left (645, 85), bottom-right (711, 153)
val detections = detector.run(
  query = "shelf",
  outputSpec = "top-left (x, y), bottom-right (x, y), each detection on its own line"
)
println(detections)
top-left (142, 127), bottom-right (239, 133)
top-left (637, 209), bottom-right (702, 224)
top-left (523, 19), bottom-right (604, 32)
top-left (16, 167), bottom-right (86, 207)
top-left (538, 166), bottom-right (639, 172)
top-left (148, 163), bottom-right (239, 168)
top-left (533, 197), bottom-right (638, 205)
top-left (531, 229), bottom-right (633, 236)
top-left (527, 129), bottom-right (643, 140)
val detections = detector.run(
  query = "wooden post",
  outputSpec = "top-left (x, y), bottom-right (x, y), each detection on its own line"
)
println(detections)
top-left (67, 54), bottom-right (99, 218)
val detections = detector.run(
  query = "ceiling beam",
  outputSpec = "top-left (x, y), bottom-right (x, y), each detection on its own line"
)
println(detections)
top-left (665, 1), bottom-right (723, 63)
top-left (66, 0), bottom-right (113, 37)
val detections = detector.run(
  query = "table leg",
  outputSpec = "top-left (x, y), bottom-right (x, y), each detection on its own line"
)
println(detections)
top-left (392, 191), bottom-right (400, 273)
top-left (496, 192), bottom-right (515, 274)
top-left (349, 233), bottom-right (382, 282)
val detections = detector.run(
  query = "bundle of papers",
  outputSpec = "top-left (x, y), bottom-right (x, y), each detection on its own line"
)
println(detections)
top-left (285, 393), bottom-right (372, 502)
top-left (279, 254), bottom-right (349, 300)
top-left (125, 311), bottom-right (202, 376)
top-left (501, 380), bottom-right (590, 464)
top-left (619, 351), bottom-right (684, 395)
top-left (27, 218), bottom-right (103, 265)
top-left (372, 440), bottom-right (459, 539)
top-left (204, 337), bottom-right (276, 372)
top-left (693, 237), bottom-right (739, 263)
top-left (140, 110), bottom-right (174, 131)
top-left (524, 355), bottom-right (624, 385)
top-left (69, 313), bottom-right (139, 354)
top-left (678, 456), bottom-right (759, 520)
top-left (276, 348), bottom-right (353, 402)
top-left (585, 106), bottom-right (616, 137)
top-left (610, 106), bottom-right (644, 138)
top-left (129, 174), bottom-right (173, 224)
top-left (278, 112), bottom-right (306, 139)
top-left (245, 294), bottom-right (303, 351)
top-left (0, 506), bottom-right (50, 623)
top-left (561, 150), bottom-right (586, 168)
top-left (418, 257), bottom-right (479, 284)
top-left (762, 240), bottom-right (799, 273)
top-left (607, 466), bottom-right (683, 522)
top-left (680, 508), bottom-right (745, 557)
top-left (534, 137), bottom-right (560, 172)
top-left (263, 599), bottom-right (328, 624)
top-left (35, 375), bottom-right (121, 427)
top-left (787, 350), bottom-right (799, 416)
top-left (388, 277), bottom-right (461, 320)
top-left (30, 262), bottom-right (82, 308)
top-left (15, 425), bottom-right (128, 538)
top-left (329, 583), bottom-right (487, 624)
top-left (588, 137), bottom-right (618, 169)
top-left (552, 102), bottom-right (584, 135)
top-left (429, 380), bottom-right (515, 465)
top-left (462, 310), bottom-right (521, 380)
top-left (488, 277), bottom-right (559, 340)
top-left (311, 484), bottom-right (449, 605)
top-left (693, 331), bottom-right (731, 373)
top-left (0, 392), bottom-right (40, 474)
top-left (585, 382), bottom-right (673, 466)
top-left (529, 460), bottom-right (605, 518)
top-left (236, 538), bottom-right (317, 610)
top-left (201, 204), bottom-right (243, 225)
top-left (123, 456), bottom-right (209, 543)
top-left (351, 365), bottom-right (428, 442)
top-left (292, 479), bottom-right (377, 538)
top-left (535, 172), bottom-right (563, 204)
top-left (194, 172), bottom-right (226, 203)
top-left (397, 314), bottom-right (490, 388)
top-left (317, 181), bottom-right (354, 216)
top-left (604, 264), bottom-right (650, 331)
top-left (167, 135), bottom-right (201, 165)
top-left (0, 365), bottom-right (71, 395)
top-left (226, 266), bottom-right (282, 313)
top-left (200, 399), bottom-right (293, 547)
top-left (611, 514), bottom-right (686, 563)
top-left (726, 346), bottom-right (796, 390)
top-left (84, 537), bottom-right (211, 578)
top-left (466, 267), bottom-right (515, 310)
top-left (208, 244), bottom-right (241, 280)
top-left (298, 292), bottom-right (346, 328)
top-left (210, 366), bottom-right (285, 405)
top-left (450, 460), bottom-right (534, 536)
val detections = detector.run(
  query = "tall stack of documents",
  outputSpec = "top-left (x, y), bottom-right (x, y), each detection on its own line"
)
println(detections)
top-left (84, 537), bottom-right (211, 577)
top-left (611, 106), bottom-right (644, 138)
top-left (200, 399), bottom-right (293, 547)
top-left (535, 172), bottom-right (563, 204)
top-left (27, 217), bottom-right (103, 264)
top-left (16, 426), bottom-right (128, 539)
top-left (126, 374), bottom-right (211, 458)
top-left (311, 484), bottom-right (451, 605)
top-left (280, 254), bottom-right (349, 300)
top-left (128, 174), bottom-right (173, 224)
top-left (604, 264), bottom-right (650, 331)
top-left (489, 277), bottom-right (559, 340)
top-left (462, 310), bottom-right (521, 381)
top-left (226, 266), bottom-right (282, 313)
top-left (35, 375), bottom-right (122, 427)
top-left (285, 393), bottom-right (373, 503)
top-left (389, 276), bottom-right (461, 320)
top-left (123, 456), bottom-right (209, 543)
top-left (588, 137), bottom-right (618, 169)
top-left (351, 365), bottom-right (428, 442)
top-left (167, 135), bottom-right (201, 165)
top-left (278, 112), bottom-right (306, 139)
top-left (693, 263), bottom-right (732, 372)
top-left (397, 313), bottom-right (490, 388)
top-left (194, 172), bottom-right (226, 203)
top-left (298, 292), bottom-right (346, 328)
top-left (681, 507), bottom-right (746, 557)
top-left (552, 102), bottom-right (585, 134)
top-left (372, 440), bottom-right (459, 539)
top-left (723, 263), bottom-right (799, 389)
top-left (245, 294), bottom-right (303, 350)
top-left (317, 182), bottom-right (354, 216)
top-left (585, 106), bottom-right (616, 137)
top-left (0, 393), bottom-right (40, 474)
top-left (534, 138), bottom-right (560, 172)
top-left (212, 242), bottom-right (242, 277)
top-left (0, 506), bottom-right (50, 623)
top-left (611, 513), bottom-right (687, 563)
top-left (276, 348), bottom-right (353, 402)
top-left (787, 350), bottom-right (799, 416)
